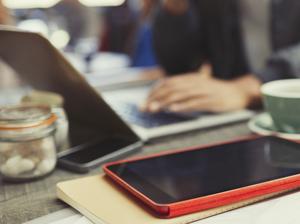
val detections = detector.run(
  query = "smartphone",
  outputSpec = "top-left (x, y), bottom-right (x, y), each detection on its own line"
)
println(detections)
top-left (58, 136), bottom-right (142, 173)
top-left (103, 136), bottom-right (300, 217)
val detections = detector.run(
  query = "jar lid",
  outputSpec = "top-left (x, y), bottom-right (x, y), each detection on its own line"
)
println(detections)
top-left (0, 105), bottom-right (57, 130)
top-left (21, 90), bottom-right (64, 108)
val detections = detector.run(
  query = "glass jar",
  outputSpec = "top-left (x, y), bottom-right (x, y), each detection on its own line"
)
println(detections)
top-left (21, 90), bottom-right (69, 151)
top-left (0, 105), bottom-right (57, 181)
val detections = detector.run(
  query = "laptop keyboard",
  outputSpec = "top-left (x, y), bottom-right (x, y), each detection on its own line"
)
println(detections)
top-left (108, 101), bottom-right (196, 128)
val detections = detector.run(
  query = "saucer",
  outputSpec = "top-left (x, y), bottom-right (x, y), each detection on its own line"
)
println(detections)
top-left (248, 113), bottom-right (300, 140)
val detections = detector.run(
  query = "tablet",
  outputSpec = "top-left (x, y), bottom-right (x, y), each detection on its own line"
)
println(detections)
top-left (103, 136), bottom-right (300, 217)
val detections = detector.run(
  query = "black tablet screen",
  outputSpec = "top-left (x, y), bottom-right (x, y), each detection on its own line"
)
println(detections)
top-left (107, 137), bottom-right (300, 204)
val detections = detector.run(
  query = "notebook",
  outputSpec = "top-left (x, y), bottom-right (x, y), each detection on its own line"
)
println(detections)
top-left (56, 174), bottom-right (290, 224)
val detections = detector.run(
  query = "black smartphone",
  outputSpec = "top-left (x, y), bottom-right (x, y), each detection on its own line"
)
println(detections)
top-left (58, 135), bottom-right (143, 173)
top-left (57, 116), bottom-right (143, 173)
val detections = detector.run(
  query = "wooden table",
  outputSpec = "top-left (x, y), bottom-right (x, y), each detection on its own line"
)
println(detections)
top-left (0, 122), bottom-right (252, 224)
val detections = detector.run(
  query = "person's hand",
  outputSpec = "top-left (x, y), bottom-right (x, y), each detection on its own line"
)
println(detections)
top-left (163, 0), bottom-right (189, 15)
top-left (141, 65), bottom-right (262, 113)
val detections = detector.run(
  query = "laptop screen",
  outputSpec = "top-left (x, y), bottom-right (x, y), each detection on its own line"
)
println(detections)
top-left (0, 29), bottom-right (140, 150)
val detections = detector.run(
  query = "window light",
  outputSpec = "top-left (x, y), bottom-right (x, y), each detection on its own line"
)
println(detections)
top-left (3, 0), bottom-right (61, 9)
top-left (78, 0), bottom-right (125, 7)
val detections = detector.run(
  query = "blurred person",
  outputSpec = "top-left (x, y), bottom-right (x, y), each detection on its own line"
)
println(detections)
top-left (0, 0), bottom-right (20, 89)
top-left (100, 1), bottom-right (138, 54)
top-left (131, 0), bottom-right (159, 67)
top-left (142, 0), bottom-right (300, 113)
top-left (0, 0), bottom-right (9, 24)
top-left (52, 0), bottom-right (88, 46)
top-left (140, 0), bottom-right (159, 20)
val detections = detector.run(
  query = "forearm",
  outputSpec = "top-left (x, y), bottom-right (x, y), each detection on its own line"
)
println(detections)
top-left (232, 74), bottom-right (262, 108)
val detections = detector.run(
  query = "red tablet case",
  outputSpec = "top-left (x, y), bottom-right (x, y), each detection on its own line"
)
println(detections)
top-left (103, 136), bottom-right (300, 218)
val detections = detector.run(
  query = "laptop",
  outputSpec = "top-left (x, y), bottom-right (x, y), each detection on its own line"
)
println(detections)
top-left (100, 86), bottom-right (254, 140)
top-left (0, 27), bottom-right (143, 170)
top-left (0, 27), bottom-right (254, 142)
